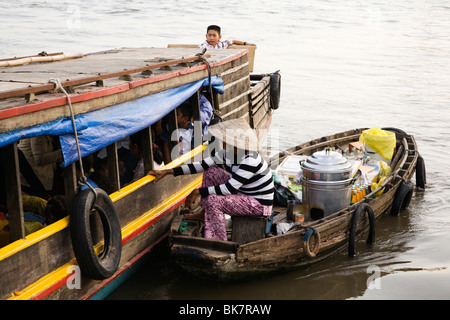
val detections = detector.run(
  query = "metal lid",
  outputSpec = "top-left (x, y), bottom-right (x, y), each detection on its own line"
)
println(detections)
top-left (301, 148), bottom-right (352, 173)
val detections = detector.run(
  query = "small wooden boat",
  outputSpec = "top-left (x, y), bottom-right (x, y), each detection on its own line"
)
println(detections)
top-left (169, 128), bottom-right (425, 281)
top-left (0, 46), bottom-right (279, 299)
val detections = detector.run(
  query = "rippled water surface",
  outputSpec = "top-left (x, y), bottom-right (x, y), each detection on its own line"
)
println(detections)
top-left (2, 0), bottom-right (450, 300)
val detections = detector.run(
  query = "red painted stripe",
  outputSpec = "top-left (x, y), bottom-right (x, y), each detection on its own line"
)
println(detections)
top-left (0, 84), bottom-right (130, 120)
top-left (30, 276), bottom-right (69, 300)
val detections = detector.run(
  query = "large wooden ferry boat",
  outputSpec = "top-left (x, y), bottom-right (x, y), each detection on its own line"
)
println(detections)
top-left (0, 46), bottom-right (280, 299)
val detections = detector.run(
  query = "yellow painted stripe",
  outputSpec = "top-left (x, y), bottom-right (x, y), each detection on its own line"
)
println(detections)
top-left (121, 175), bottom-right (203, 240)
top-left (0, 143), bottom-right (206, 262)
top-left (8, 174), bottom-right (203, 300)
top-left (8, 260), bottom-right (76, 300)
top-left (109, 144), bottom-right (206, 202)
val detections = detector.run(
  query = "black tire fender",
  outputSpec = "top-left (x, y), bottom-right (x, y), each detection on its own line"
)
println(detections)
top-left (269, 72), bottom-right (281, 110)
top-left (390, 179), bottom-right (414, 216)
top-left (303, 228), bottom-right (320, 258)
top-left (70, 188), bottom-right (122, 280)
top-left (415, 154), bottom-right (426, 189)
top-left (348, 203), bottom-right (375, 257)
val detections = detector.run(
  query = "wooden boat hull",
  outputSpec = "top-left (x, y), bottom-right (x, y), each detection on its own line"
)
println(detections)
top-left (0, 47), bottom-right (278, 299)
top-left (170, 128), bottom-right (421, 281)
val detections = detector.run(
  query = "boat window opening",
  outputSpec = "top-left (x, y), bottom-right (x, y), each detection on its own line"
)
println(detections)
top-left (161, 90), bottom-right (213, 165)
top-left (200, 86), bottom-right (218, 114)
top-left (166, 109), bottom-right (180, 164)
top-left (189, 90), bottom-right (203, 150)
top-left (0, 142), bottom-right (26, 245)
top-left (139, 126), bottom-right (155, 175)
top-left (125, 126), bottom-right (162, 186)
top-left (0, 142), bottom-right (67, 248)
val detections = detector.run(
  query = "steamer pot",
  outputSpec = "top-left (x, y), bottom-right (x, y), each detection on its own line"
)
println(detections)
top-left (300, 148), bottom-right (354, 218)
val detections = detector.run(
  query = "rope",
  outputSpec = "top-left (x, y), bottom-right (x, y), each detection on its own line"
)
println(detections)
top-left (48, 78), bottom-right (97, 198)
top-left (196, 49), bottom-right (222, 121)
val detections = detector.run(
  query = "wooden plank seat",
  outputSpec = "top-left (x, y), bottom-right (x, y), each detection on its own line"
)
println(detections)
top-left (231, 215), bottom-right (270, 244)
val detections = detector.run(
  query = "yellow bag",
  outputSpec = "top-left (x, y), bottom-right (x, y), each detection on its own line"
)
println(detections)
top-left (359, 127), bottom-right (396, 160)
top-left (370, 161), bottom-right (391, 197)
top-left (379, 160), bottom-right (391, 177)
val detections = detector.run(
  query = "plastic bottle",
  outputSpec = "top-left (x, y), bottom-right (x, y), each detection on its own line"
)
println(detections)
top-left (352, 190), bottom-right (357, 203)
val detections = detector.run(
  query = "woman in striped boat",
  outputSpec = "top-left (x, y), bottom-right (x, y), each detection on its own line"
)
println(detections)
top-left (147, 119), bottom-right (273, 241)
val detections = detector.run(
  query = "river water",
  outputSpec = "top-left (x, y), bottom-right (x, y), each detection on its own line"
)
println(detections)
top-left (1, 0), bottom-right (450, 300)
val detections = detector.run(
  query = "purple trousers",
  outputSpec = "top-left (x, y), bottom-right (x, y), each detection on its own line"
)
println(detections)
top-left (200, 166), bottom-right (272, 241)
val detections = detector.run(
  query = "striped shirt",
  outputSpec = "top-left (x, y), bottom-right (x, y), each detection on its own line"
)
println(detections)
top-left (173, 150), bottom-right (274, 206)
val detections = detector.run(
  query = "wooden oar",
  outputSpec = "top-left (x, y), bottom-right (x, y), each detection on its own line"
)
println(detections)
top-left (0, 53), bottom-right (83, 67)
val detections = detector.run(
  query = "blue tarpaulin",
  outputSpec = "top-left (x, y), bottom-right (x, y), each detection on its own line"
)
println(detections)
top-left (0, 76), bottom-right (223, 167)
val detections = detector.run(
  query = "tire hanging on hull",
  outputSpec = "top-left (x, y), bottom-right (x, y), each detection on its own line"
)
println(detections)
top-left (269, 71), bottom-right (281, 110)
top-left (415, 154), bottom-right (426, 189)
top-left (70, 188), bottom-right (122, 280)
top-left (390, 179), bottom-right (414, 216)
top-left (348, 203), bottom-right (375, 257)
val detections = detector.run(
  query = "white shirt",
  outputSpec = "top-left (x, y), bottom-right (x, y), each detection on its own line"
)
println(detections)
top-left (198, 40), bottom-right (232, 49)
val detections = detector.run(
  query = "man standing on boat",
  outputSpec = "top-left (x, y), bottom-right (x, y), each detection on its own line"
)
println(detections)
top-left (147, 119), bottom-right (273, 241)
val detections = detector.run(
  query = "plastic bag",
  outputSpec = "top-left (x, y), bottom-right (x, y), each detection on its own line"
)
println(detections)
top-left (379, 160), bottom-right (391, 177)
top-left (370, 161), bottom-right (391, 197)
top-left (359, 127), bottom-right (396, 160)
top-left (274, 181), bottom-right (299, 207)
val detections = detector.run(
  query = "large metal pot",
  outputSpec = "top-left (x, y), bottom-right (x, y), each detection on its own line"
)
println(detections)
top-left (300, 148), bottom-right (354, 218)
top-left (301, 177), bottom-right (354, 218)
top-left (300, 148), bottom-right (352, 181)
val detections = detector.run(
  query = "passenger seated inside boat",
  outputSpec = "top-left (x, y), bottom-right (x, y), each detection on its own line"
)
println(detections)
top-left (148, 118), bottom-right (274, 241)
top-left (160, 96), bottom-right (212, 164)
top-left (126, 130), bottom-right (164, 186)
top-left (0, 194), bottom-right (66, 248)
top-left (17, 135), bottom-right (63, 199)
top-left (159, 89), bottom-right (213, 163)
top-left (95, 137), bottom-right (138, 187)
top-left (76, 154), bottom-right (115, 194)
top-left (198, 92), bottom-right (213, 135)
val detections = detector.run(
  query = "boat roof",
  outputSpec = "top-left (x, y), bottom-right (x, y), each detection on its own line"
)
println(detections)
top-left (0, 47), bottom-right (248, 128)
top-left (0, 47), bottom-right (250, 165)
